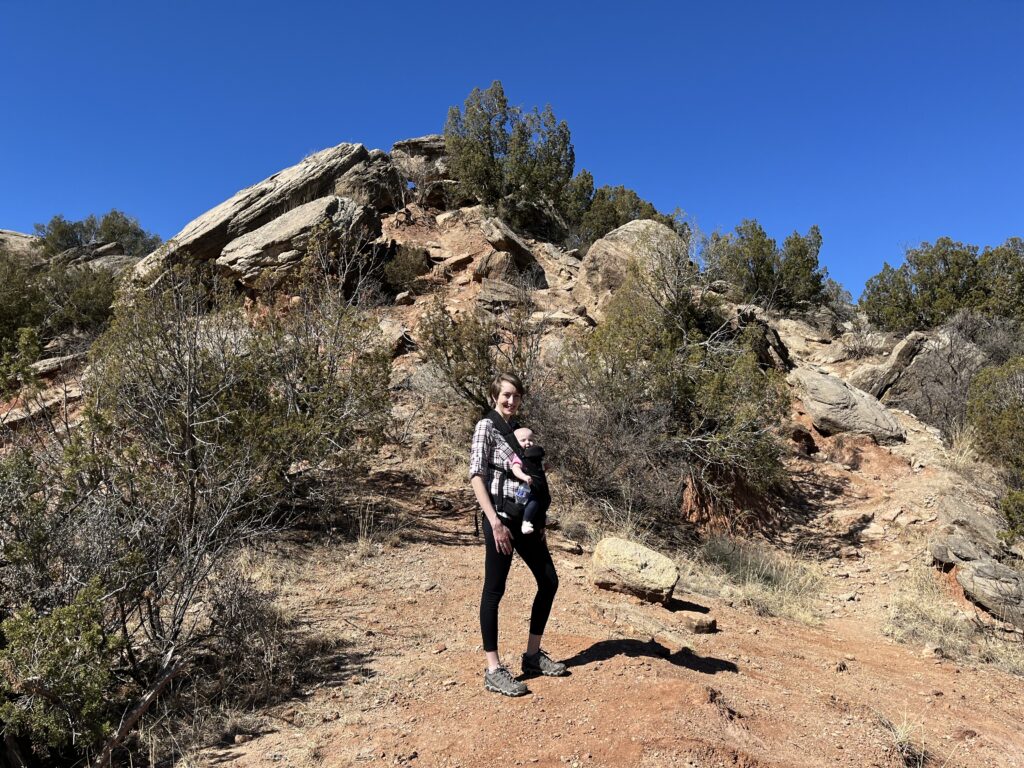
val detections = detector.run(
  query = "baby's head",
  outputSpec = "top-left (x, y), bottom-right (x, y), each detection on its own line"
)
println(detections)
top-left (514, 427), bottom-right (535, 449)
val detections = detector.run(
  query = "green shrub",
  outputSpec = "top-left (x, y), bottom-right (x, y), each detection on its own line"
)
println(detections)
top-left (569, 184), bottom-right (678, 253)
top-left (34, 210), bottom-right (160, 258)
top-left (0, 580), bottom-right (119, 750)
top-left (967, 357), bottom-right (1024, 478)
top-left (0, 267), bottom-right (393, 763)
top-left (707, 219), bottom-right (828, 311)
top-left (999, 490), bottom-right (1024, 543)
top-left (859, 237), bottom-right (1005, 332)
top-left (444, 80), bottom-right (582, 238)
top-left (536, 265), bottom-right (788, 524)
top-left (384, 244), bottom-right (431, 294)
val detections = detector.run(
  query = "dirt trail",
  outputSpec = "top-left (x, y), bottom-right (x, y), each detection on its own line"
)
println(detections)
top-left (201, 453), bottom-right (1024, 768)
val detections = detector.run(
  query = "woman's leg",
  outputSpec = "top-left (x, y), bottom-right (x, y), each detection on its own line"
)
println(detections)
top-left (480, 516), bottom-right (514, 669)
top-left (513, 530), bottom-right (559, 648)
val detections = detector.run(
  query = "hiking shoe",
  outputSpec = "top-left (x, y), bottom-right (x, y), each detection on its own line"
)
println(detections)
top-left (522, 649), bottom-right (568, 677)
top-left (484, 666), bottom-right (528, 697)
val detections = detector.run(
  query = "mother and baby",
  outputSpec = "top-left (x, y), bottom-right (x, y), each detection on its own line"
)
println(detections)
top-left (468, 372), bottom-right (569, 696)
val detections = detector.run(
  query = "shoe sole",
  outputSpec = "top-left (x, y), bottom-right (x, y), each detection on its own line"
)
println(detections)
top-left (484, 682), bottom-right (527, 697)
top-left (522, 665), bottom-right (568, 677)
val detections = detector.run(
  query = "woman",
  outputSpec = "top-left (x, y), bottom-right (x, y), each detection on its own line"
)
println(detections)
top-left (469, 372), bottom-right (567, 696)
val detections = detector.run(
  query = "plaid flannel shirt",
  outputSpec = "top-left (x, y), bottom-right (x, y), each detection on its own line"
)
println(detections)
top-left (468, 417), bottom-right (524, 514)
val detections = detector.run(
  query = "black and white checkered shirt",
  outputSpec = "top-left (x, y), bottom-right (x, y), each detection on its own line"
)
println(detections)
top-left (468, 417), bottom-right (525, 515)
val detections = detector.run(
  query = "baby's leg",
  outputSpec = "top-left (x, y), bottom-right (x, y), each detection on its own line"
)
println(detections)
top-left (521, 497), bottom-right (539, 534)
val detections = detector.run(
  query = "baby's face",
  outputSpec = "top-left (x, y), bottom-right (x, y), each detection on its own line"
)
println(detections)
top-left (517, 430), bottom-right (534, 448)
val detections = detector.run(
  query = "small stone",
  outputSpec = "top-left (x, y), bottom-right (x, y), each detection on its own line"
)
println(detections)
top-left (433, 643), bottom-right (447, 654)
top-left (834, 660), bottom-right (848, 673)
top-left (394, 291), bottom-right (414, 305)
top-left (838, 592), bottom-right (857, 602)
top-left (234, 734), bottom-right (251, 744)
top-left (442, 679), bottom-right (457, 687)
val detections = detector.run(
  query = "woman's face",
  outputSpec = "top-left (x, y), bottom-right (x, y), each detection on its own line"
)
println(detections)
top-left (495, 382), bottom-right (522, 421)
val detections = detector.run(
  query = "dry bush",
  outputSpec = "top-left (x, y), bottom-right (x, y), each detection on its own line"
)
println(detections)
top-left (681, 535), bottom-right (824, 624)
top-left (944, 421), bottom-right (981, 470)
top-left (883, 563), bottom-right (1024, 676)
top-left (877, 712), bottom-right (935, 768)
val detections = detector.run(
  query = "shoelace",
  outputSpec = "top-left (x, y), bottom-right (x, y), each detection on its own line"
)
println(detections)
top-left (491, 666), bottom-right (515, 682)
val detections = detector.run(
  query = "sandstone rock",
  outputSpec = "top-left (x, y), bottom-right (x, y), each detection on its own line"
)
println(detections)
top-left (787, 366), bottom-right (905, 444)
top-left (733, 309), bottom-right (792, 370)
top-left (216, 196), bottom-right (377, 288)
top-left (848, 332), bottom-right (927, 397)
top-left (473, 250), bottom-right (513, 281)
top-left (378, 318), bottom-right (414, 357)
top-left (53, 242), bottom-right (138, 273)
top-left (390, 134), bottom-right (449, 187)
top-left (956, 559), bottom-right (1024, 627)
top-left (333, 148), bottom-right (404, 212)
top-left (572, 220), bottom-right (685, 322)
top-left (929, 533), bottom-right (988, 566)
top-left (29, 354), bottom-right (84, 376)
top-left (591, 537), bottom-right (679, 603)
top-left (480, 218), bottom-right (543, 280)
top-left (477, 279), bottom-right (522, 310)
top-left (134, 142), bottom-right (369, 281)
top-left (878, 330), bottom-right (989, 427)
top-left (530, 242), bottom-right (581, 292)
top-left (394, 291), bottom-right (414, 306)
top-left (0, 229), bottom-right (42, 263)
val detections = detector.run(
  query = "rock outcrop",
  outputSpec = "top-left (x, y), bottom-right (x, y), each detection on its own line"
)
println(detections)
top-left (788, 366), bottom-right (905, 444)
top-left (134, 142), bottom-right (372, 282)
top-left (0, 229), bottom-right (42, 262)
top-left (956, 560), bottom-right (1024, 627)
top-left (848, 332), bottom-right (928, 398)
top-left (591, 537), bottom-right (679, 603)
top-left (216, 196), bottom-right (378, 288)
top-left (572, 219), bottom-right (684, 322)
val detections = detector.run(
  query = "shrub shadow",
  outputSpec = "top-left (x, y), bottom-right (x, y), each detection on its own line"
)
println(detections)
top-left (561, 638), bottom-right (737, 675)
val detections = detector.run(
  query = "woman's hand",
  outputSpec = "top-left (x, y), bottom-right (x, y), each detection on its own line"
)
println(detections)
top-left (492, 519), bottom-right (513, 555)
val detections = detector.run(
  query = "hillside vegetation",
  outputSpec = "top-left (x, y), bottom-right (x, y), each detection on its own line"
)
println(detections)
top-left (0, 83), bottom-right (1022, 767)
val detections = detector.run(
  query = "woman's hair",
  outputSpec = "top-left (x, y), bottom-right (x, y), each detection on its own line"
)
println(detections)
top-left (489, 372), bottom-right (526, 404)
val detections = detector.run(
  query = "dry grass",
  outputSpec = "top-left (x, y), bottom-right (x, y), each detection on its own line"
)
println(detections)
top-left (877, 711), bottom-right (934, 767)
top-left (883, 563), bottom-right (1024, 676)
top-left (679, 535), bottom-right (825, 624)
top-left (944, 422), bottom-right (981, 470)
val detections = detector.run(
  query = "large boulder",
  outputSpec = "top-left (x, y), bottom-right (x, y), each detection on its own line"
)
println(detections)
top-left (216, 196), bottom-right (377, 288)
top-left (333, 149), bottom-right (404, 212)
top-left (530, 242), bottom-right (581, 292)
top-left (134, 142), bottom-right (370, 282)
top-left (956, 560), bottom-right (1024, 627)
top-left (878, 330), bottom-right (988, 427)
top-left (390, 134), bottom-right (449, 185)
top-left (51, 241), bottom-right (139, 273)
top-left (591, 537), bottom-right (679, 603)
top-left (391, 134), bottom-right (454, 209)
top-left (788, 366), bottom-right (905, 444)
top-left (572, 220), bottom-right (684, 322)
top-left (848, 332), bottom-right (928, 398)
top-left (0, 229), bottom-right (42, 263)
top-left (480, 217), bottom-right (544, 283)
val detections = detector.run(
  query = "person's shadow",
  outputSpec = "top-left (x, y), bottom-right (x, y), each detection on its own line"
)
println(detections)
top-left (555, 638), bottom-right (738, 676)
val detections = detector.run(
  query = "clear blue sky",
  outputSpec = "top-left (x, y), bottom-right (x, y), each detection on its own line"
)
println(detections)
top-left (1, 0), bottom-right (1021, 297)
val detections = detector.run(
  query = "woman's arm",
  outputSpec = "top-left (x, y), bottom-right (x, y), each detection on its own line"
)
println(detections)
top-left (469, 420), bottom-right (512, 554)
top-left (471, 475), bottom-right (512, 554)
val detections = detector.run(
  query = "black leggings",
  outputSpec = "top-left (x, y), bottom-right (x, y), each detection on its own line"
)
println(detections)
top-left (480, 515), bottom-right (559, 652)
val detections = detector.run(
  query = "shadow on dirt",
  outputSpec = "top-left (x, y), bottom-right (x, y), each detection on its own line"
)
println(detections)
top-left (561, 639), bottom-right (738, 675)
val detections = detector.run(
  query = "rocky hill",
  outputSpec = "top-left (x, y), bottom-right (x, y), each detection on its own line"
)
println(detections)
top-left (4, 138), bottom-right (1024, 767)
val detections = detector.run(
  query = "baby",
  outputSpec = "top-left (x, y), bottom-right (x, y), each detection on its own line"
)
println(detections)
top-left (508, 427), bottom-right (550, 534)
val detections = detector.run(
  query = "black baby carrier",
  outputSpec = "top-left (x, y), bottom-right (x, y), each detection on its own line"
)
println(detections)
top-left (477, 409), bottom-right (527, 535)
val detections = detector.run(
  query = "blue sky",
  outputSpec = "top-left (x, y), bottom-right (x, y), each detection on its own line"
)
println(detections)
top-left (1, 0), bottom-right (1021, 297)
